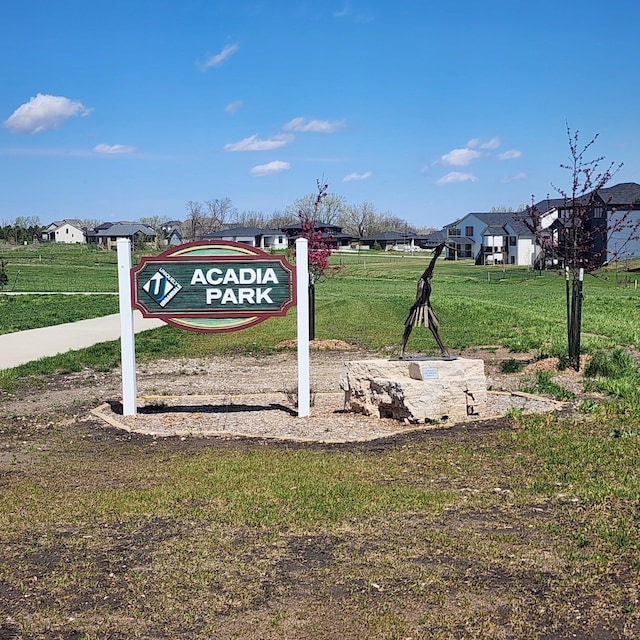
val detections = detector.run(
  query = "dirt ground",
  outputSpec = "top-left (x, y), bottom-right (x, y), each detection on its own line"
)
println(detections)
top-left (2, 346), bottom-right (636, 639)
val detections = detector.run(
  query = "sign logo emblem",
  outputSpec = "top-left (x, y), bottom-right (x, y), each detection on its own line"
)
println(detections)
top-left (142, 267), bottom-right (182, 307)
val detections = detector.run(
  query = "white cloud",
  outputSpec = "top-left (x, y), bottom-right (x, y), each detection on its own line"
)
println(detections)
top-left (3, 93), bottom-right (92, 134)
top-left (501, 171), bottom-right (528, 183)
top-left (342, 171), bottom-right (372, 182)
top-left (249, 161), bottom-right (290, 176)
top-left (480, 137), bottom-right (500, 150)
top-left (498, 149), bottom-right (521, 160)
top-left (198, 43), bottom-right (239, 70)
top-left (437, 172), bottom-right (478, 185)
top-left (467, 137), bottom-right (501, 150)
top-left (283, 117), bottom-right (346, 133)
top-left (225, 100), bottom-right (243, 115)
top-left (224, 134), bottom-right (294, 152)
top-left (333, 4), bottom-right (375, 22)
top-left (441, 148), bottom-right (482, 167)
top-left (92, 143), bottom-right (136, 155)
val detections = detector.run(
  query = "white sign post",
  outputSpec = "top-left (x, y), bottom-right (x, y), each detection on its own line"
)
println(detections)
top-left (117, 239), bottom-right (137, 416)
top-left (295, 238), bottom-right (311, 417)
top-left (118, 238), bottom-right (308, 418)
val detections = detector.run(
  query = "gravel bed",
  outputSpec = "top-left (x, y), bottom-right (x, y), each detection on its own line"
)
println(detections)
top-left (91, 350), bottom-right (564, 442)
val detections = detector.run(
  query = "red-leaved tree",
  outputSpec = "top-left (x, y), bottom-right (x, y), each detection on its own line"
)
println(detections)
top-left (296, 178), bottom-right (335, 340)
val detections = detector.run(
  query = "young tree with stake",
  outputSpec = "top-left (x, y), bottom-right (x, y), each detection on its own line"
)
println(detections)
top-left (295, 179), bottom-right (335, 340)
top-left (524, 125), bottom-right (640, 370)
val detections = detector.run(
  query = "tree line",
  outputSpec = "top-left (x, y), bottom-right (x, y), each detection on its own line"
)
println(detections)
top-left (178, 195), bottom-right (437, 241)
top-left (1, 192), bottom-right (438, 244)
top-left (0, 216), bottom-right (43, 244)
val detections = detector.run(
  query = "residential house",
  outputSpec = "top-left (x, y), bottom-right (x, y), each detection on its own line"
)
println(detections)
top-left (530, 182), bottom-right (640, 266)
top-left (202, 226), bottom-right (288, 251)
top-left (85, 221), bottom-right (113, 245)
top-left (93, 222), bottom-right (157, 250)
top-left (599, 182), bottom-right (640, 261)
top-left (282, 222), bottom-right (354, 250)
top-left (160, 220), bottom-right (183, 234)
top-left (444, 213), bottom-right (538, 265)
top-left (43, 219), bottom-right (86, 244)
top-left (359, 230), bottom-right (444, 251)
top-left (166, 229), bottom-right (183, 246)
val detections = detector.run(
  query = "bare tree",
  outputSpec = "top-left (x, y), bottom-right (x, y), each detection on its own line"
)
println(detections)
top-left (231, 210), bottom-right (268, 228)
top-left (205, 198), bottom-right (236, 231)
top-left (414, 225), bottom-right (439, 235)
top-left (340, 201), bottom-right (377, 238)
top-left (321, 193), bottom-right (347, 224)
top-left (138, 215), bottom-right (169, 231)
top-left (286, 191), bottom-right (346, 224)
top-left (81, 218), bottom-right (102, 230)
top-left (489, 206), bottom-right (526, 213)
top-left (266, 210), bottom-right (298, 230)
top-left (370, 212), bottom-right (408, 235)
top-left (524, 125), bottom-right (640, 370)
top-left (184, 201), bottom-right (206, 240)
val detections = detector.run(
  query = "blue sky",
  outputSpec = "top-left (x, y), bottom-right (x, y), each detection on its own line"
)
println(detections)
top-left (1, 0), bottom-right (639, 229)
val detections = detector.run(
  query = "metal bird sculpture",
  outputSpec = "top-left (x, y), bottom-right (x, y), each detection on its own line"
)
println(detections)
top-left (400, 241), bottom-right (449, 358)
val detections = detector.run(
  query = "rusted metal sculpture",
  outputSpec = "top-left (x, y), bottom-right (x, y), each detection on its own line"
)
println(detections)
top-left (400, 242), bottom-right (449, 358)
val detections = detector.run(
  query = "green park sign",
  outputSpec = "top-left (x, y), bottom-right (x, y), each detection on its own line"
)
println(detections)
top-left (131, 241), bottom-right (296, 332)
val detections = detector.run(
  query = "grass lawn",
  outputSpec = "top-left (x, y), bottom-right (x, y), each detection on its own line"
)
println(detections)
top-left (0, 394), bottom-right (638, 639)
top-left (0, 244), bottom-right (638, 638)
top-left (1, 245), bottom-right (639, 376)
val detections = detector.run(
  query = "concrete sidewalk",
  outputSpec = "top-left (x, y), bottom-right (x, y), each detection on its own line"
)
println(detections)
top-left (0, 312), bottom-right (165, 370)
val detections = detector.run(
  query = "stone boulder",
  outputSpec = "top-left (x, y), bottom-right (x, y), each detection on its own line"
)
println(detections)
top-left (340, 358), bottom-right (487, 424)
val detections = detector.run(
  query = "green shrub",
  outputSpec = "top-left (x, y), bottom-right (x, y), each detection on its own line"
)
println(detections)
top-left (525, 370), bottom-right (576, 401)
top-left (0, 256), bottom-right (8, 289)
top-left (584, 347), bottom-right (638, 379)
top-left (500, 358), bottom-right (524, 373)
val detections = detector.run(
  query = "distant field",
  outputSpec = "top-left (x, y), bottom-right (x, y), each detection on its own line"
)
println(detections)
top-left (0, 243), bottom-right (638, 360)
top-left (0, 242), bottom-right (129, 292)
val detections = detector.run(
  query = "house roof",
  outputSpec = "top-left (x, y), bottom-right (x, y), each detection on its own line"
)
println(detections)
top-left (96, 223), bottom-right (156, 237)
top-left (451, 237), bottom-right (475, 243)
top-left (462, 212), bottom-right (532, 236)
top-left (323, 231), bottom-right (353, 240)
top-left (283, 222), bottom-right (342, 231)
top-left (361, 230), bottom-right (416, 242)
top-left (203, 226), bottom-right (283, 238)
top-left (484, 224), bottom-right (507, 235)
top-left (530, 197), bottom-right (565, 213)
top-left (531, 183), bottom-right (640, 212)
top-left (94, 221), bottom-right (116, 231)
top-left (48, 219), bottom-right (84, 230)
top-left (422, 230), bottom-right (447, 244)
top-left (597, 182), bottom-right (640, 207)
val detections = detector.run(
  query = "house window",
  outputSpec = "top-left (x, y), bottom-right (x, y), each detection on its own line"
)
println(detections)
top-left (448, 228), bottom-right (461, 236)
top-left (509, 236), bottom-right (516, 246)
top-left (592, 207), bottom-right (603, 218)
top-left (465, 226), bottom-right (473, 237)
